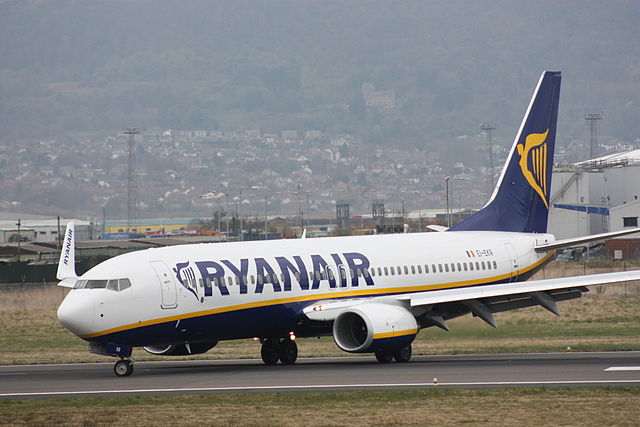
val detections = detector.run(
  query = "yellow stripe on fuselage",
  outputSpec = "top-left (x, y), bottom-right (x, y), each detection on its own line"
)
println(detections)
top-left (79, 251), bottom-right (555, 339)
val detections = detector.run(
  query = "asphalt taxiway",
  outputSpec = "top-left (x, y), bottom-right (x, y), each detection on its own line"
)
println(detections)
top-left (1, 351), bottom-right (639, 398)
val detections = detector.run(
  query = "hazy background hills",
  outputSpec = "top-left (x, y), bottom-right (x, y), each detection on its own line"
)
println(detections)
top-left (1, 0), bottom-right (639, 156)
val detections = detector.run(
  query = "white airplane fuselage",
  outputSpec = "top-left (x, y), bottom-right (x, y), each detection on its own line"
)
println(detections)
top-left (58, 231), bottom-right (555, 346)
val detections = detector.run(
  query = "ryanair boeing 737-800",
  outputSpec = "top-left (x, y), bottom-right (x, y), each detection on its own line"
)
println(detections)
top-left (56, 71), bottom-right (640, 377)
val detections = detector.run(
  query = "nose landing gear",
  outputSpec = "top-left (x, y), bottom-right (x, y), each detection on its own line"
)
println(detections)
top-left (114, 359), bottom-right (134, 377)
top-left (89, 342), bottom-right (134, 377)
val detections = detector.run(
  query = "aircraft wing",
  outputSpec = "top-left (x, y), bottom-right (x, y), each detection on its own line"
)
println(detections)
top-left (304, 270), bottom-right (640, 325)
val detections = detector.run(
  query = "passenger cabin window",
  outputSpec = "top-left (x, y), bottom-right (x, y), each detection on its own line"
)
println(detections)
top-left (417, 265), bottom-right (422, 274)
top-left (384, 267), bottom-right (389, 276)
top-left (390, 267), bottom-right (395, 275)
top-left (457, 263), bottom-right (462, 271)
top-left (404, 266), bottom-right (409, 275)
top-left (444, 264), bottom-right (449, 273)
top-left (493, 261), bottom-right (498, 269)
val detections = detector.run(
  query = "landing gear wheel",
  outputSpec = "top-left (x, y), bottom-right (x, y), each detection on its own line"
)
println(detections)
top-left (278, 339), bottom-right (298, 365)
top-left (393, 344), bottom-right (412, 363)
top-left (114, 359), bottom-right (134, 377)
top-left (375, 349), bottom-right (394, 363)
top-left (260, 338), bottom-right (280, 365)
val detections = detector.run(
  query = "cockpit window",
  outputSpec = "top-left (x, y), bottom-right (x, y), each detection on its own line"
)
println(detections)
top-left (119, 278), bottom-right (132, 291)
top-left (75, 278), bottom-right (132, 291)
top-left (107, 279), bottom-right (119, 291)
top-left (85, 280), bottom-right (108, 289)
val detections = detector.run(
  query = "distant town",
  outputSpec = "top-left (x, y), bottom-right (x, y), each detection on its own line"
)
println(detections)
top-left (1, 128), bottom-right (511, 223)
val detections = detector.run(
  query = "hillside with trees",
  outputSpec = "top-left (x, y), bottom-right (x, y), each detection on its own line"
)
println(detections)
top-left (1, 0), bottom-right (638, 156)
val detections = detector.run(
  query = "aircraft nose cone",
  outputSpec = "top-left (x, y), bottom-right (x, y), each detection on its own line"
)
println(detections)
top-left (57, 291), bottom-right (95, 336)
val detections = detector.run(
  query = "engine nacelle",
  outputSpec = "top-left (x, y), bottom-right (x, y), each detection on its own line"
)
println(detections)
top-left (333, 303), bottom-right (418, 353)
top-left (143, 342), bottom-right (218, 356)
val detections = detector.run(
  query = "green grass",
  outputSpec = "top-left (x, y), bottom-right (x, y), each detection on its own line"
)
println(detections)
top-left (1, 388), bottom-right (640, 426)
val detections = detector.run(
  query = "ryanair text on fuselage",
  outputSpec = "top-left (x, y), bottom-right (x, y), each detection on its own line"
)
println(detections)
top-left (173, 252), bottom-right (374, 299)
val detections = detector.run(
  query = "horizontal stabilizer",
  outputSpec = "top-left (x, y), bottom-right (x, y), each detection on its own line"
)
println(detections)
top-left (427, 225), bottom-right (448, 232)
top-left (535, 227), bottom-right (640, 252)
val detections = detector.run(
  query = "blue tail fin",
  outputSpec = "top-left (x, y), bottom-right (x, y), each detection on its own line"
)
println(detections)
top-left (450, 71), bottom-right (561, 233)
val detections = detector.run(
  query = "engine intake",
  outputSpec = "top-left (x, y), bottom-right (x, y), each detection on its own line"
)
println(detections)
top-left (333, 303), bottom-right (417, 353)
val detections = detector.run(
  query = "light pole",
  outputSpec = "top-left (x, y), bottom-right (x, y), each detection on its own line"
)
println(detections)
top-left (297, 184), bottom-right (303, 235)
top-left (225, 192), bottom-right (230, 235)
top-left (445, 176), bottom-right (451, 228)
top-left (445, 176), bottom-right (465, 227)
top-left (16, 219), bottom-right (21, 261)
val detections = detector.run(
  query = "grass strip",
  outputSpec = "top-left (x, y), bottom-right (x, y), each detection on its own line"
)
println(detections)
top-left (1, 387), bottom-right (639, 426)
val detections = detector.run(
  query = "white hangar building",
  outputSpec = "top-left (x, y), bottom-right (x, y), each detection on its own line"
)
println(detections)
top-left (549, 149), bottom-right (640, 258)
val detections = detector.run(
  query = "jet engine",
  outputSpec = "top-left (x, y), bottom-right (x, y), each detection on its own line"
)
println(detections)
top-left (143, 342), bottom-right (218, 356)
top-left (332, 303), bottom-right (418, 353)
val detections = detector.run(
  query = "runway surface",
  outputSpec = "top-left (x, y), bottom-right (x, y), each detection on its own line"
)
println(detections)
top-left (2, 351), bottom-right (640, 398)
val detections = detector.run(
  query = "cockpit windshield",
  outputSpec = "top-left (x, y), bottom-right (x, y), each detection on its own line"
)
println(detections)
top-left (74, 278), bottom-right (132, 291)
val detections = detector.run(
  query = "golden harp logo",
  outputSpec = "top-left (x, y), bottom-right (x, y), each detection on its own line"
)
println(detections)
top-left (517, 129), bottom-right (549, 208)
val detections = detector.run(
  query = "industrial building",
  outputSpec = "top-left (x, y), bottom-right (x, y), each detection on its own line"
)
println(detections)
top-left (549, 149), bottom-right (640, 259)
top-left (0, 214), bottom-right (95, 244)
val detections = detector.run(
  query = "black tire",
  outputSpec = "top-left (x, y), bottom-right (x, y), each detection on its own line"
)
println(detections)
top-left (374, 349), bottom-right (394, 363)
top-left (260, 338), bottom-right (280, 365)
top-left (393, 344), bottom-right (412, 363)
top-left (278, 339), bottom-right (298, 365)
top-left (114, 359), bottom-right (134, 377)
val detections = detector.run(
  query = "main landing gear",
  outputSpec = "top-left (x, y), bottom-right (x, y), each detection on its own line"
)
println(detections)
top-left (374, 344), bottom-right (412, 363)
top-left (114, 358), bottom-right (134, 377)
top-left (260, 337), bottom-right (298, 365)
